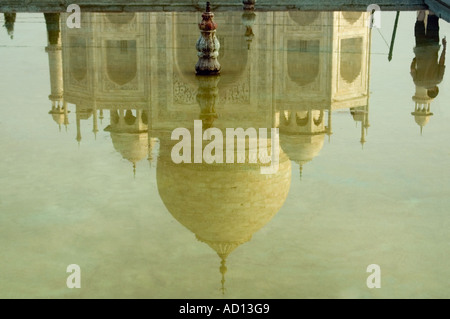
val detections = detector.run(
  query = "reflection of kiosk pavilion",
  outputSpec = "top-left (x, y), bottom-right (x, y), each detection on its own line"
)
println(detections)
top-left (60, 13), bottom-right (154, 170)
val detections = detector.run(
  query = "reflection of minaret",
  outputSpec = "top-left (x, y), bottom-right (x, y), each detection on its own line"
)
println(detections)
top-left (3, 13), bottom-right (16, 39)
top-left (105, 108), bottom-right (149, 176)
top-left (411, 86), bottom-right (434, 135)
top-left (45, 13), bottom-right (68, 131)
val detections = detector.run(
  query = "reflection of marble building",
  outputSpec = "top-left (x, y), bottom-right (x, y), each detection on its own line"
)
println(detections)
top-left (45, 11), bottom-right (372, 168)
top-left (44, 11), bottom-right (372, 291)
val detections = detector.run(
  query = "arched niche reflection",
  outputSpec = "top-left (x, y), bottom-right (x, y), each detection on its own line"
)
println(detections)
top-left (105, 40), bottom-right (138, 86)
top-left (287, 39), bottom-right (320, 87)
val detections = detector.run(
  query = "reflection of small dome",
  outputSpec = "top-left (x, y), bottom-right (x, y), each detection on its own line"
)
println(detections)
top-left (157, 137), bottom-right (291, 258)
top-left (280, 134), bottom-right (325, 165)
top-left (49, 107), bottom-right (70, 126)
top-left (412, 114), bottom-right (432, 127)
top-left (111, 132), bottom-right (148, 164)
top-left (51, 113), bottom-right (65, 125)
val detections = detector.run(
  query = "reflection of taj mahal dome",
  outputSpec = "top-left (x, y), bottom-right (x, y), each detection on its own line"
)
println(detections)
top-left (156, 134), bottom-right (291, 291)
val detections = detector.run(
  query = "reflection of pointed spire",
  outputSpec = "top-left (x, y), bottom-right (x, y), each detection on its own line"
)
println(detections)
top-left (133, 162), bottom-right (136, 179)
top-left (220, 257), bottom-right (227, 295)
top-left (300, 164), bottom-right (303, 181)
top-left (326, 109), bottom-right (333, 143)
top-left (420, 125), bottom-right (423, 136)
top-left (3, 13), bottom-right (16, 39)
top-left (76, 116), bottom-right (82, 145)
top-left (93, 108), bottom-right (99, 139)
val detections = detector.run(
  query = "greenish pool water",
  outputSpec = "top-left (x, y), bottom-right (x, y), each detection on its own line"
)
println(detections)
top-left (0, 11), bottom-right (449, 299)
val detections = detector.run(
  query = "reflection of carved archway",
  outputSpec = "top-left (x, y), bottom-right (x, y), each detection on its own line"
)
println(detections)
top-left (342, 12), bottom-right (363, 24)
top-left (106, 13), bottom-right (136, 25)
top-left (287, 40), bottom-right (320, 87)
top-left (340, 38), bottom-right (363, 83)
top-left (106, 40), bottom-right (137, 86)
top-left (69, 37), bottom-right (87, 82)
top-left (289, 11), bottom-right (320, 26)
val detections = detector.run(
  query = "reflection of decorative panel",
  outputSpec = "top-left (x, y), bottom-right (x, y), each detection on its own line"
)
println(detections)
top-left (102, 40), bottom-right (139, 91)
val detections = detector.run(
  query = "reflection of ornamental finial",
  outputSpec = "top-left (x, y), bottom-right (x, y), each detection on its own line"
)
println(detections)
top-left (220, 257), bottom-right (227, 295)
top-left (300, 164), bottom-right (303, 181)
top-left (196, 2), bottom-right (221, 75)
